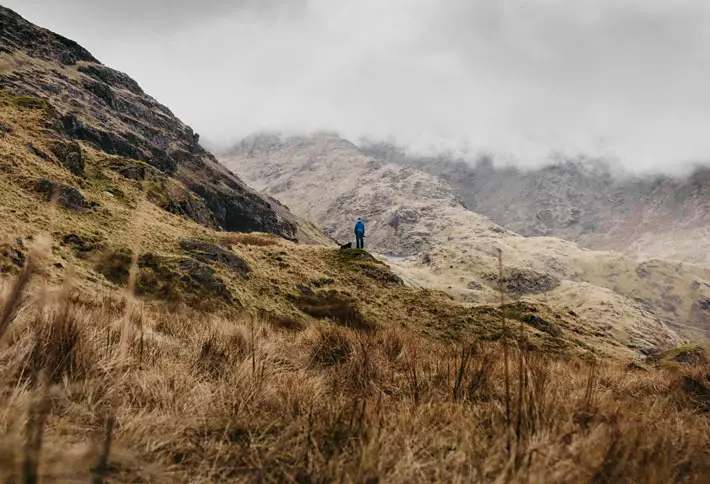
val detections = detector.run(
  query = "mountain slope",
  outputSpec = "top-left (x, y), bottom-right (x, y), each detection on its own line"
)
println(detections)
top-left (361, 142), bottom-right (710, 267)
top-left (224, 134), bottom-right (710, 342)
top-left (0, 5), bottom-right (310, 241)
top-left (0, 4), bottom-right (653, 358)
top-left (1, 8), bottom-right (709, 483)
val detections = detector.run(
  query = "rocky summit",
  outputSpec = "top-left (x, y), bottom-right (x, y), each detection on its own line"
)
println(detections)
top-left (0, 5), bottom-right (300, 240)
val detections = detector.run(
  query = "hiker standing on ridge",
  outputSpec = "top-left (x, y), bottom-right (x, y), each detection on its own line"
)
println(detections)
top-left (354, 218), bottom-right (366, 249)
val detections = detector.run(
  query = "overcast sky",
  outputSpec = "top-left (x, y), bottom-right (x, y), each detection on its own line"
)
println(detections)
top-left (6, 0), bottom-right (710, 173)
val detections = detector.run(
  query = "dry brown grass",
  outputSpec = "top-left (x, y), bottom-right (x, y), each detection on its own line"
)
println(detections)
top-left (0, 269), bottom-right (708, 483)
top-left (1, 88), bottom-right (709, 482)
top-left (227, 233), bottom-right (280, 247)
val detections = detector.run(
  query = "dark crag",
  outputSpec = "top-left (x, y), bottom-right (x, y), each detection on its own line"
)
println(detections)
top-left (0, 5), bottom-right (298, 239)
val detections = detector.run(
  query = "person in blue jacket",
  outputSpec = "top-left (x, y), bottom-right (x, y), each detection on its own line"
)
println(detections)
top-left (354, 218), bottom-right (365, 249)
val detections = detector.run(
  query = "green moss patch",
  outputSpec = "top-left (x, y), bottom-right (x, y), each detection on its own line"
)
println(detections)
top-left (10, 95), bottom-right (56, 115)
top-left (333, 248), bottom-right (402, 285)
top-left (94, 249), bottom-right (235, 307)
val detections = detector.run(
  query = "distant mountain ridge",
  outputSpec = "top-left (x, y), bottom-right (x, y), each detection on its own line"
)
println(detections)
top-left (359, 141), bottom-right (710, 267)
top-left (223, 133), bottom-right (710, 345)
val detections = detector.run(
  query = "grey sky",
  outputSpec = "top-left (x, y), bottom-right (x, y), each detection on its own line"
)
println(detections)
top-left (6, 0), bottom-right (710, 173)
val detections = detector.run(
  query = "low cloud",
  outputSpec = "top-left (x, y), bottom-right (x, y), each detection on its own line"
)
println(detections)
top-left (7, 0), bottom-right (710, 173)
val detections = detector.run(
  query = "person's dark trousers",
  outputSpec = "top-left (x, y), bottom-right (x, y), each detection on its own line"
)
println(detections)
top-left (356, 233), bottom-right (364, 249)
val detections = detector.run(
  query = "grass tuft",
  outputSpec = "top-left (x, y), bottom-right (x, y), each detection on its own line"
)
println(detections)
top-left (228, 233), bottom-right (280, 247)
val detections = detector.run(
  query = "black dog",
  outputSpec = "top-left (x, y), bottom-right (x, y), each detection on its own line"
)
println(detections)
top-left (340, 242), bottom-right (352, 250)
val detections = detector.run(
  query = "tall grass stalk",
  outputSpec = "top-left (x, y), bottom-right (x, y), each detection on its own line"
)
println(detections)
top-left (498, 248), bottom-right (512, 455)
top-left (0, 235), bottom-right (50, 341)
top-left (21, 373), bottom-right (50, 484)
top-left (119, 196), bottom-right (146, 361)
top-left (91, 414), bottom-right (115, 484)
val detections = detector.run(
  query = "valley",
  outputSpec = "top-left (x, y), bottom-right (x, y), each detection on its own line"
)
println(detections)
top-left (0, 4), bottom-right (708, 482)
top-left (224, 134), bottom-right (710, 342)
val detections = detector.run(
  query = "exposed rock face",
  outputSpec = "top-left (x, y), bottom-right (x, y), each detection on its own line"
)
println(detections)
top-left (225, 134), bottom-right (464, 256)
top-left (49, 140), bottom-right (84, 176)
top-left (34, 179), bottom-right (92, 210)
top-left (0, 5), bottom-right (298, 239)
top-left (179, 259), bottom-right (234, 303)
top-left (361, 142), bottom-right (710, 268)
top-left (223, 133), bottom-right (710, 344)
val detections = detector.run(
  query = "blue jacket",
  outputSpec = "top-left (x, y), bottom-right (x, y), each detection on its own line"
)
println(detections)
top-left (354, 220), bottom-right (365, 235)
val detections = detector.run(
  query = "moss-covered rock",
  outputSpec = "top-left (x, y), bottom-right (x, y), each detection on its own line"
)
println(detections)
top-left (179, 238), bottom-right (250, 276)
top-left (50, 140), bottom-right (84, 176)
top-left (483, 268), bottom-right (560, 297)
top-left (497, 302), bottom-right (563, 337)
top-left (34, 179), bottom-right (92, 211)
top-left (667, 346), bottom-right (707, 365)
top-left (94, 249), bottom-right (235, 306)
top-left (61, 233), bottom-right (103, 257)
top-left (10, 95), bottom-right (53, 111)
top-left (104, 157), bottom-right (154, 181)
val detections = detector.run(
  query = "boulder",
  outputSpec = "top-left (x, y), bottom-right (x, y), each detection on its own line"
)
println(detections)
top-left (674, 347), bottom-right (707, 365)
top-left (50, 140), bottom-right (84, 176)
top-left (485, 268), bottom-right (560, 297)
top-left (34, 179), bottom-right (91, 211)
top-left (179, 258), bottom-right (233, 303)
top-left (179, 238), bottom-right (251, 276)
top-left (106, 158), bottom-right (148, 181)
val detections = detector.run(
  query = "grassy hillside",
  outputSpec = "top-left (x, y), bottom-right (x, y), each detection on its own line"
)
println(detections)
top-left (0, 90), bottom-right (658, 357)
top-left (0, 91), bottom-right (708, 482)
top-left (1, 274), bottom-right (709, 482)
top-left (0, 7), bottom-right (708, 482)
top-left (0, 4), bottom-right (305, 240)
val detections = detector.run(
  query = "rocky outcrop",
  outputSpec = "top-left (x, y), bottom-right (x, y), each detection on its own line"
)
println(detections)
top-left (179, 238), bottom-right (251, 276)
top-left (0, 7), bottom-right (98, 63)
top-left (483, 268), bottom-right (560, 298)
top-left (34, 179), bottom-right (92, 211)
top-left (94, 250), bottom-right (234, 304)
top-left (0, 5), bottom-right (299, 240)
top-left (49, 140), bottom-right (84, 176)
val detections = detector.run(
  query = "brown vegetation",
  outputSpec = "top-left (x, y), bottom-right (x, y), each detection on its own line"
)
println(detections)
top-left (0, 250), bottom-right (708, 482)
top-left (3, 12), bottom-right (708, 481)
top-left (227, 233), bottom-right (281, 247)
top-left (1, 56), bottom-right (708, 484)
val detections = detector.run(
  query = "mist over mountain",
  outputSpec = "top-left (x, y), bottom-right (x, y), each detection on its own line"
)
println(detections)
top-left (7, 0), bottom-right (710, 173)
top-left (2, 4), bottom-right (710, 481)
top-left (355, 138), bottom-right (710, 267)
top-left (223, 133), bottom-right (710, 341)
